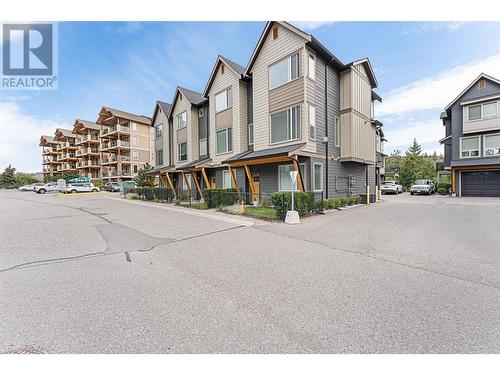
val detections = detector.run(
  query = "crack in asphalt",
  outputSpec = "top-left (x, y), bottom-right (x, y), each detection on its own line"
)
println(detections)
top-left (254, 226), bottom-right (500, 293)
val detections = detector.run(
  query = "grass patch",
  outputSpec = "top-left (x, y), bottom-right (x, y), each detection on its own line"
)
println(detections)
top-left (244, 206), bottom-right (277, 220)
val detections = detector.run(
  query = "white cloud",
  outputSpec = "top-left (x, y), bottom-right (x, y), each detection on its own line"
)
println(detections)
top-left (291, 21), bottom-right (335, 31)
top-left (384, 119), bottom-right (445, 151)
top-left (0, 100), bottom-right (66, 173)
top-left (402, 22), bottom-right (470, 35)
top-left (378, 53), bottom-right (500, 116)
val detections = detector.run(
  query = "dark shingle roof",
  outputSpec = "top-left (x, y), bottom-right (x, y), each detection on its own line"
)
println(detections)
top-left (224, 143), bottom-right (306, 163)
top-left (157, 101), bottom-right (171, 116)
top-left (178, 87), bottom-right (206, 106)
top-left (102, 107), bottom-right (151, 125)
top-left (222, 56), bottom-right (245, 75)
top-left (178, 157), bottom-right (211, 169)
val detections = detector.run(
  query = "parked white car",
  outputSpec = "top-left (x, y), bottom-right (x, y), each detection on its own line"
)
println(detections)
top-left (34, 182), bottom-right (60, 194)
top-left (18, 184), bottom-right (39, 192)
top-left (410, 179), bottom-right (435, 195)
top-left (380, 181), bottom-right (403, 194)
top-left (62, 182), bottom-right (100, 194)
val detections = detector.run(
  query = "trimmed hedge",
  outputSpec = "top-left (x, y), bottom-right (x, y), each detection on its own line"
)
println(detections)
top-left (323, 196), bottom-right (361, 210)
top-left (271, 192), bottom-right (315, 220)
top-left (126, 187), bottom-right (173, 202)
top-left (205, 189), bottom-right (238, 208)
top-left (437, 187), bottom-right (449, 195)
top-left (437, 182), bottom-right (452, 190)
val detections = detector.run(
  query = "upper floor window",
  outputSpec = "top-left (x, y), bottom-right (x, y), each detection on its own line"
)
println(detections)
top-left (156, 150), bottom-right (163, 165)
top-left (177, 142), bottom-right (187, 161)
top-left (131, 122), bottom-right (137, 131)
top-left (271, 105), bottom-right (300, 144)
top-left (216, 128), bottom-right (232, 154)
top-left (308, 53), bottom-right (315, 80)
top-left (248, 123), bottom-right (254, 146)
top-left (215, 88), bottom-right (232, 112)
top-left (155, 124), bottom-right (163, 138)
top-left (177, 111), bottom-right (187, 130)
top-left (132, 150), bottom-right (139, 160)
top-left (222, 170), bottom-right (233, 189)
top-left (269, 53), bottom-right (299, 89)
top-left (484, 133), bottom-right (500, 157)
top-left (199, 138), bottom-right (207, 156)
top-left (308, 105), bottom-right (316, 140)
top-left (198, 108), bottom-right (204, 117)
top-left (460, 136), bottom-right (480, 158)
top-left (334, 117), bottom-right (340, 147)
top-left (467, 101), bottom-right (498, 121)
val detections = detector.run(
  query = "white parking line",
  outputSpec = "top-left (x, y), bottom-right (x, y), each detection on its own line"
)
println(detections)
top-left (105, 196), bottom-right (256, 227)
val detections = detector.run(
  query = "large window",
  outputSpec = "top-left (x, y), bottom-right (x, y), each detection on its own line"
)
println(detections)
top-left (269, 53), bottom-right (299, 89)
top-left (216, 128), bottom-right (232, 154)
top-left (177, 111), bottom-right (187, 130)
top-left (308, 53), bottom-right (315, 80)
top-left (177, 142), bottom-right (187, 161)
top-left (468, 102), bottom-right (498, 121)
top-left (199, 138), bottom-right (207, 156)
top-left (308, 105), bottom-right (316, 140)
top-left (132, 150), bottom-right (139, 160)
top-left (215, 88), bottom-right (232, 112)
top-left (271, 105), bottom-right (300, 144)
top-left (313, 163), bottom-right (323, 191)
top-left (334, 117), bottom-right (340, 147)
top-left (460, 136), bottom-right (480, 158)
top-left (156, 150), bottom-right (163, 165)
top-left (248, 123), bottom-right (254, 145)
top-left (155, 124), bottom-right (163, 138)
top-left (278, 164), bottom-right (305, 191)
top-left (484, 133), bottom-right (500, 156)
top-left (222, 170), bottom-right (233, 189)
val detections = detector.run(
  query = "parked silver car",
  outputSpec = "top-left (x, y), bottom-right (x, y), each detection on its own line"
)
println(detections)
top-left (18, 184), bottom-right (39, 192)
top-left (62, 182), bottom-right (100, 194)
top-left (380, 181), bottom-right (403, 194)
top-left (410, 179), bottom-right (435, 195)
top-left (34, 182), bottom-right (60, 194)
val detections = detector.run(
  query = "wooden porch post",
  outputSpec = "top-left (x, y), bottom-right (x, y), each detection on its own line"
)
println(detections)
top-left (452, 168), bottom-right (456, 194)
top-left (291, 157), bottom-right (305, 192)
top-left (182, 172), bottom-right (191, 200)
top-left (228, 165), bottom-right (240, 197)
top-left (201, 168), bottom-right (211, 189)
top-left (191, 171), bottom-right (204, 199)
top-left (244, 164), bottom-right (256, 202)
top-left (164, 172), bottom-right (176, 197)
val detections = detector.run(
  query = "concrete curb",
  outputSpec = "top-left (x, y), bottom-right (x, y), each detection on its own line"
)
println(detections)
top-left (105, 196), bottom-right (256, 227)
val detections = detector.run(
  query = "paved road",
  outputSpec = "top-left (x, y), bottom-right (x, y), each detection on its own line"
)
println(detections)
top-left (0, 190), bottom-right (499, 353)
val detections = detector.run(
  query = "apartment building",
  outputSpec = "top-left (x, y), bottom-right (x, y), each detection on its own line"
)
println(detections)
top-left (97, 106), bottom-right (152, 182)
top-left (39, 135), bottom-right (60, 178)
top-left (149, 21), bottom-right (384, 202)
top-left (53, 128), bottom-right (78, 175)
top-left (73, 119), bottom-right (101, 180)
top-left (440, 73), bottom-right (500, 197)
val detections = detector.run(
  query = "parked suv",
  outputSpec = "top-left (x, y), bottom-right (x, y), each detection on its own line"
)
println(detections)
top-left (62, 182), bottom-right (99, 194)
top-left (104, 182), bottom-right (121, 192)
top-left (380, 181), bottom-right (403, 195)
top-left (34, 182), bottom-right (60, 194)
top-left (410, 180), bottom-right (435, 195)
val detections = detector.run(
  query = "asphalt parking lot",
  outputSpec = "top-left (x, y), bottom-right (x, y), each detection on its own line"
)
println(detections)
top-left (1, 190), bottom-right (499, 353)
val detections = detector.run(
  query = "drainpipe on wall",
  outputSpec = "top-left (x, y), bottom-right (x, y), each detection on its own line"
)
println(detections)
top-left (324, 58), bottom-right (334, 199)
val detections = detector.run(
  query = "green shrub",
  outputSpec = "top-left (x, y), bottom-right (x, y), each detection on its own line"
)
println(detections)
top-left (352, 196), bottom-right (362, 205)
top-left (323, 199), bottom-right (335, 210)
top-left (205, 189), bottom-right (238, 208)
top-left (174, 199), bottom-right (181, 206)
top-left (437, 187), bottom-right (449, 195)
top-left (339, 197), bottom-right (349, 207)
top-left (93, 180), bottom-right (105, 190)
top-left (332, 198), bottom-right (342, 208)
top-left (437, 182), bottom-right (451, 191)
top-left (261, 196), bottom-right (270, 208)
top-left (271, 192), bottom-right (315, 220)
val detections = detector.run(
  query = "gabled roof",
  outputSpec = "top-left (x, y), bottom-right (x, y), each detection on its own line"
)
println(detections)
top-left (151, 101), bottom-right (172, 126)
top-left (203, 55), bottom-right (246, 97)
top-left (169, 86), bottom-right (206, 116)
top-left (444, 73), bottom-right (500, 111)
top-left (73, 119), bottom-right (100, 132)
top-left (97, 106), bottom-right (151, 125)
top-left (244, 21), bottom-right (378, 89)
top-left (54, 128), bottom-right (76, 140)
top-left (39, 135), bottom-right (58, 146)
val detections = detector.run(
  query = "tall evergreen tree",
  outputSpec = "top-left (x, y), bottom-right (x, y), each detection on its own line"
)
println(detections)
top-left (134, 163), bottom-right (155, 187)
top-left (0, 165), bottom-right (17, 188)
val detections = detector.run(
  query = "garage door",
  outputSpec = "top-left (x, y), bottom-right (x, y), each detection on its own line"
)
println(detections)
top-left (461, 170), bottom-right (500, 197)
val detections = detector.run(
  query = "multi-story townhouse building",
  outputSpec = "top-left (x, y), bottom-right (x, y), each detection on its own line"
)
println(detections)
top-left (72, 119), bottom-right (101, 180)
top-left (440, 73), bottom-right (500, 197)
top-left (54, 128), bottom-right (78, 175)
top-left (150, 101), bottom-right (172, 174)
top-left (39, 135), bottom-right (60, 178)
top-left (97, 106), bottom-right (152, 182)
top-left (150, 21), bottom-right (385, 201)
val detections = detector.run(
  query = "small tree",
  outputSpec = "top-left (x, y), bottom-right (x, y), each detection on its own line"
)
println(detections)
top-left (417, 158), bottom-right (436, 180)
top-left (15, 172), bottom-right (39, 187)
top-left (0, 165), bottom-right (17, 188)
top-left (134, 163), bottom-right (155, 187)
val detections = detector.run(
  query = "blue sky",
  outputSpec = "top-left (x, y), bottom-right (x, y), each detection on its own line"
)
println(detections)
top-left (2, 21), bottom-right (500, 172)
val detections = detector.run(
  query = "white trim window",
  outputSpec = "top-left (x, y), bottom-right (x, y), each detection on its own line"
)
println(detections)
top-left (460, 136), bottom-right (480, 158)
top-left (177, 111), bottom-right (187, 130)
top-left (271, 105), bottom-right (300, 144)
top-left (308, 53), bottom-right (315, 80)
top-left (216, 128), bottom-right (232, 154)
top-left (156, 150), bottom-right (163, 166)
top-left (269, 52), bottom-right (299, 89)
top-left (132, 149), bottom-right (139, 161)
top-left (155, 124), bottom-right (163, 138)
top-left (222, 170), bottom-right (233, 189)
top-left (278, 164), bottom-right (305, 191)
top-left (248, 123), bottom-right (254, 146)
top-left (198, 108), bottom-right (204, 117)
top-left (308, 105), bottom-right (316, 140)
top-left (131, 122), bottom-right (137, 131)
top-left (177, 142), bottom-right (187, 162)
top-left (468, 101), bottom-right (498, 121)
top-left (484, 133), bottom-right (500, 156)
top-left (199, 138), bottom-right (207, 156)
top-left (334, 117), bottom-right (340, 147)
top-left (215, 88), bottom-right (232, 112)
top-left (313, 163), bottom-right (323, 192)
top-left (132, 136), bottom-right (138, 146)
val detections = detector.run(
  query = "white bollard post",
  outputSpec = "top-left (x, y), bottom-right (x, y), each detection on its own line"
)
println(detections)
top-left (285, 171), bottom-right (300, 224)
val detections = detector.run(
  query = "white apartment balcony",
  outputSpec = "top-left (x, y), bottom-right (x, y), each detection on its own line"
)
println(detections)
top-left (108, 124), bottom-right (130, 135)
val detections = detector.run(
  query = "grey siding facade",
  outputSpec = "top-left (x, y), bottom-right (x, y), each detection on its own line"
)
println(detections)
top-left (198, 102), bottom-right (209, 158)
